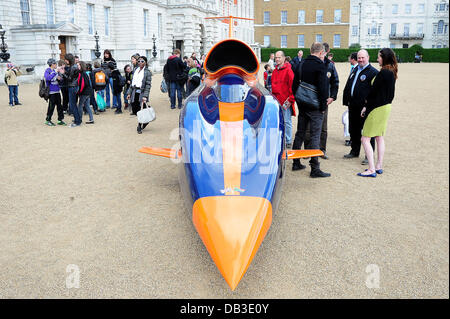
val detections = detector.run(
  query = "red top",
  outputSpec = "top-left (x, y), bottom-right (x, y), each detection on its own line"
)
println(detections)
top-left (271, 62), bottom-right (296, 116)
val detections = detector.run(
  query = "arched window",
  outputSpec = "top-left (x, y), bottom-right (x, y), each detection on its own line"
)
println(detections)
top-left (438, 20), bottom-right (444, 34)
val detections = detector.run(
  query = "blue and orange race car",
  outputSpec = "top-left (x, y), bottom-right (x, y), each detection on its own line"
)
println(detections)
top-left (140, 39), bottom-right (323, 290)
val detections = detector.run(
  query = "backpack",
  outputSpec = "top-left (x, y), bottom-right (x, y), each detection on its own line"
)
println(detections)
top-left (95, 70), bottom-right (106, 86)
top-left (39, 78), bottom-right (50, 101)
top-left (118, 74), bottom-right (126, 88)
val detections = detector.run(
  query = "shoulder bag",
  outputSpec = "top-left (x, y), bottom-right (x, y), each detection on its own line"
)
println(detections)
top-left (294, 62), bottom-right (320, 111)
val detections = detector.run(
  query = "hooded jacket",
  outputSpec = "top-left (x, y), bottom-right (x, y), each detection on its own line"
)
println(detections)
top-left (271, 62), bottom-right (296, 116)
top-left (165, 55), bottom-right (185, 82)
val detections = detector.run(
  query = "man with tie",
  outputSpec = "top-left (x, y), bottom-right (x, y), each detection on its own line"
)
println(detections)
top-left (342, 49), bottom-right (378, 160)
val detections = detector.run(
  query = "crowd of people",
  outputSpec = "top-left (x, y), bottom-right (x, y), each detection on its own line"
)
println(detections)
top-left (266, 43), bottom-right (397, 178)
top-left (5, 43), bottom-right (397, 177)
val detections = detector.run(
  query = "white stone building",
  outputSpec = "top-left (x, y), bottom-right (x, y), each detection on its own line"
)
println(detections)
top-left (349, 0), bottom-right (449, 48)
top-left (0, 0), bottom-right (255, 82)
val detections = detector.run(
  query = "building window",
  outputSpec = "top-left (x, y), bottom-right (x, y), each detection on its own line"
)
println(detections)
top-left (417, 23), bottom-right (424, 34)
top-left (264, 35), bottom-right (270, 47)
top-left (280, 35), bottom-right (287, 48)
top-left (46, 0), bottom-right (55, 24)
top-left (333, 34), bottom-right (341, 48)
top-left (316, 34), bottom-right (322, 43)
top-left (316, 10), bottom-right (323, 23)
top-left (352, 5), bottom-right (359, 15)
top-left (297, 34), bottom-right (304, 47)
top-left (437, 44), bottom-right (442, 48)
top-left (87, 3), bottom-right (95, 35)
top-left (437, 20), bottom-right (444, 34)
top-left (352, 25), bottom-right (358, 36)
top-left (378, 24), bottom-right (382, 35)
top-left (158, 13), bottom-right (162, 38)
top-left (404, 23), bottom-right (410, 36)
top-left (418, 3), bottom-right (425, 14)
top-left (392, 4), bottom-right (398, 14)
top-left (390, 23), bottom-right (397, 35)
top-left (334, 9), bottom-right (342, 23)
top-left (370, 22), bottom-right (377, 35)
top-left (104, 7), bottom-right (110, 36)
top-left (298, 10), bottom-right (305, 24)
top-left (20, 0), bottom-right (31, 25)
top-left (144, 9), bottom-right (148, 37)
top-left (68, 0), bottom-right (75, 23)
top-left (390, 43), bottom-right (396, 48)
top-left (405, 4), bottom-right (411, 14)
top-left (281, 11), bottom-right (287, 24)
top-left (439, 3), bottom-right (447, 11)
top-left (264, 11), bottom-right (270, 24)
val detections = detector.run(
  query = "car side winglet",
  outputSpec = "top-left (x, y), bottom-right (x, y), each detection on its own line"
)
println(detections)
top-left (283, 149), bottom-right (324, 160)
top-left (139, 147), bottom-right (181, 159)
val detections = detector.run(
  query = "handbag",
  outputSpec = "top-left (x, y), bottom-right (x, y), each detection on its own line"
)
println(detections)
top-left (294, 62), bottom-right (320, 111)
top-left (137, 103), bottom-right (156, 124)
top-left (160, 79), bottom-right (168, 93)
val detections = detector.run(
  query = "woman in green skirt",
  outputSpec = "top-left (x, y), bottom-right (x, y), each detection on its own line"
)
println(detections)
top-left (358, 48), bottom-right (398, 177)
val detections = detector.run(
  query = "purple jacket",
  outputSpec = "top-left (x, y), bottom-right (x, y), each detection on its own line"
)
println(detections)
top-left (44, 67), bottom-right (61, 93)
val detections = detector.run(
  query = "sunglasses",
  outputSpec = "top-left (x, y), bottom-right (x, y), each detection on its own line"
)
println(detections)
top-left (138, 60), bottom-right (146, 63)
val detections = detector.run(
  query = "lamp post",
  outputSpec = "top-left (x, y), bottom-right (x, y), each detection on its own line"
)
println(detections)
top-left (152, 34), bottom-right (157, 59)
top-left (94, 31), bottom-right (101, 59)
top-left (0, 24), bottom-right (11, 63)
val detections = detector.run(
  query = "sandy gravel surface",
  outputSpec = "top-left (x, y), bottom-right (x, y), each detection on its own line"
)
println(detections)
top-left (0, 62), bottom-right (448, 298)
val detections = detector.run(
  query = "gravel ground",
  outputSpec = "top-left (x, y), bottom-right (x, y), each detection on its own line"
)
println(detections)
top-left (0, 62), bottom-right (448, 298)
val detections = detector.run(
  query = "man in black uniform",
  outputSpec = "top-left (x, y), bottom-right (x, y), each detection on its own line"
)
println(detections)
top-left (342, 49), bottom-right (378, 160)
top-left (292, 42), bottom-right (330, 178)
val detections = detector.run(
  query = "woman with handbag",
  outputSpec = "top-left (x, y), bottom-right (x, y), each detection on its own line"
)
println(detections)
top-left (126, 56), bottom-right (152, 134)
top-left (357, 48), bottom-right (398, 177)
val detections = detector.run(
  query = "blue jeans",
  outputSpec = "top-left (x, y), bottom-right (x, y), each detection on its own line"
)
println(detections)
top-left (78, 95), bottom-right (93, 122)
top-left (114, 94), bottom-right (122, 111)
top-left (8, 85), bottom-right (19, 105)
top-left (68, 87), bottom-right (81, 124)
top-left (282, 106), bottom-right (293, 144)
top-left (104, 78), bottom-right (118, 108)
top-left (169, 81), bottom-right (182, 108)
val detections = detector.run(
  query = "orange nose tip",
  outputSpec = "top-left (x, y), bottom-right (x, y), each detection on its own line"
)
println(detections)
top-left (192, 196), bottom-right (273, 290)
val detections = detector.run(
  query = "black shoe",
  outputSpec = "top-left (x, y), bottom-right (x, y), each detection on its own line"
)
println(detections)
top-left (115, 109), bottom-right (123, 114)
top-left (178, 105), bottom-right (182, 109)
top-left (170, 106), bottom-right (176, 109)
top-left (292, 162), bottom-right (306, 171)
top-left (344, 153), bottom-right (358, 159)
top-left (137, 125), bottom-right (142, 134)
top-left (310, 169), bottom-right (331, 178)
top-left (15, 102), bottom-right (22, 105)
top-left (321, 154), bottom-right (329, 160)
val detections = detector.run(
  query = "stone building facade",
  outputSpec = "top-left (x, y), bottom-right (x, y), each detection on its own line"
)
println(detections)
top-left (254, 0), bottom-right (350, 49)
top-left (349, 0), bottom-right (449, 48)
top-left (0, 0), bottom-right (255, 81)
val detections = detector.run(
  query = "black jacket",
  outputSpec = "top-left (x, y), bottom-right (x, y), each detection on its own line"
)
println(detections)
top-left (67, 64), bottom-right (80, 87)
top-left (77, 71), bottom-right (93, 96)
top-left (110, 69), bottom-right (123, 95)
top-left (292, 55), bottom-right (328, 112)
top-left (324, 57), bottom-right (339, 100)
top-left (343, 64), bottom-right (378, 108)
top-left (365, 68), bottom-right (396, 115)
top-left (165, 55), bottom-right (185, 82)
top-left (290, 56), bottom-right (302, 71)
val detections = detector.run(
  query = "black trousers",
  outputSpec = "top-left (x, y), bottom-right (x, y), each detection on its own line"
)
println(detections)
top-left (349, 106), bottom-right (375, 156)
top-left (60, 87), bottom-right (69, 112)
top-left (46, 93), bottom-right (64, 121)
top-left (293, 109), bottom-right (324, 171)
top-left (304, 108), bottom-right (328, 152)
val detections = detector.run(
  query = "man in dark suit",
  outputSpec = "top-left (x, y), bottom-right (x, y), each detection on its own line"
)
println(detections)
top-left (342, 49), bottom-right (378, 160)
top-left (292, 43), bottom-right (330, 178)
top-left (290, 50), bottom-right (303, 70)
